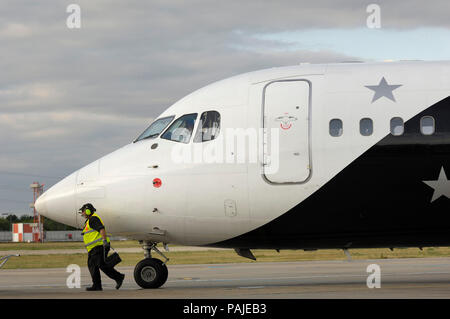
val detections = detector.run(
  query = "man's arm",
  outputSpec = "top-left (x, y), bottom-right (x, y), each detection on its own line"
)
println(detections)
top-left (100, 228), bottom-right (107, 241)
top-left (100, 229), bottom-right (110, 247)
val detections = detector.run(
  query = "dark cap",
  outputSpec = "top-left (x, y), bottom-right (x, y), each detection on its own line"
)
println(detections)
top-left (79, 203), bottom-right (96, 214)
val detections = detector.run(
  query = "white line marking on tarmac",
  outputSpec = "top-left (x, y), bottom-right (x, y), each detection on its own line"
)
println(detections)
top-left (168, 274), bottom-right (363, 284)
top-left (167, 271), bottom-right (450, 284)
top-left (1, 271), bottom-right (450, 289)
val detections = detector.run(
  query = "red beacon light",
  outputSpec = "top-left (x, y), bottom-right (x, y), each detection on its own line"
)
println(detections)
top-left (153, 178), bottom-right (162, 188)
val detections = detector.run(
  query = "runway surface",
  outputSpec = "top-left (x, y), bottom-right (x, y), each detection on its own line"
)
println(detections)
top-left (1, 258), bottom-right (450, 298)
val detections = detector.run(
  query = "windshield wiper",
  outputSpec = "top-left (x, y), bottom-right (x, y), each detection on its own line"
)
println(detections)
top-left (134, 133), bottom-right (160, 143)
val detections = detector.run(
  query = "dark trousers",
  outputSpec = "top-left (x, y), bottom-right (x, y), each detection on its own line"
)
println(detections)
top-left (87, 245), bottom-right (123, 288)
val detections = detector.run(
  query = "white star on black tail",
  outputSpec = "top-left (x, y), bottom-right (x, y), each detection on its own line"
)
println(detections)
top-left (423, 167), bottom-right (450, 202)
top-left (365, 77), bottom-right (402, 103)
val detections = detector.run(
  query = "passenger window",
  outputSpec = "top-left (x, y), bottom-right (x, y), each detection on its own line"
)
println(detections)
top-left (390, 117), bottom-right (404, 136)
top-left (360, 118), bottom-right (373, 136)
top-left (194, 111), bottom-right (221, 143)
top-left (420, 116), bottom-right (435, 135)
top-left (161, 113), bottom-right (197, 143)
top-left (134, 116), bottom-right (174, 142)
top-left (329, 119), bottom-right (343, 137)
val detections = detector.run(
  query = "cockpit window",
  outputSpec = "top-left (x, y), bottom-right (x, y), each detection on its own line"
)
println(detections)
top-left (194, 111), bottom-right (221, 143)
top-left (134, 116), bottom-right (175, 143)
top-left (161, 113), bottom-right (197, 143)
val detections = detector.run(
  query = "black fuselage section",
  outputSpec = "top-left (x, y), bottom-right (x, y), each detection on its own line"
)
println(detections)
top-left (212, 97), bottom-right (450, 250)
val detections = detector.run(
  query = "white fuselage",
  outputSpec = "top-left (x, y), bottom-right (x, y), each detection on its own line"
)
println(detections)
top-left (35, 61), bottom-right (450, 248)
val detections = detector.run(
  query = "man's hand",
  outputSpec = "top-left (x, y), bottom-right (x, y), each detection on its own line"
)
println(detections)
top-left (100, 229), bottom-right (109, 248)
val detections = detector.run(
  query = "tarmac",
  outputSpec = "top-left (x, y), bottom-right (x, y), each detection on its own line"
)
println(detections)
top-left (1, 257), bottom-right (450, 299)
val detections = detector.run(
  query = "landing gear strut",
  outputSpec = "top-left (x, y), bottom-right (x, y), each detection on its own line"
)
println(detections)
top-left (134, 241), bottom-right (169, 289)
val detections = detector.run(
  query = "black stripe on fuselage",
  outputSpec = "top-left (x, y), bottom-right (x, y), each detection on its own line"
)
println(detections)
top-left (210, 96), bottom-right (450, 250)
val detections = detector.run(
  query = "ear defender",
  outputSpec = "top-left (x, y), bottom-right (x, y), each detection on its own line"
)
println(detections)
top-left (85, 209), bottom-right (91, 215)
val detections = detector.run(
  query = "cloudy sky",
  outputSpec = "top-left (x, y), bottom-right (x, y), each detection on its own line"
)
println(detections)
top-left (1, 0), bottom-right (449, 215)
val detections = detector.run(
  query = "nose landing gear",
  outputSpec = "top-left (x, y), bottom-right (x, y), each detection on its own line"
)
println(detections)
top-left (134, 241), bottom-right (169, 289)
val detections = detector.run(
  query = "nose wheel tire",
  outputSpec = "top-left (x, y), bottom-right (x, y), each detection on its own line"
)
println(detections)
top-left (134, 258), bottom-right (168, 289)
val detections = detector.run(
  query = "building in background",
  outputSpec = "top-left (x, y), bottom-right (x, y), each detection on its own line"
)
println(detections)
top-left (12, 223), bottom-right (41, 242)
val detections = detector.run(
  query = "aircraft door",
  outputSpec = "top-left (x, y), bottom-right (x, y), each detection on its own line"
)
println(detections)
top-left (262, 79), bottom-right (311, 184)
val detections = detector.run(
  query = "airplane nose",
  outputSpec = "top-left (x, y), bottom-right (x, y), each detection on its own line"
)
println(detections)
top-left (34, 194), bottom-right (47, 215)
top-left (35, 172), bottom-right (78, 227)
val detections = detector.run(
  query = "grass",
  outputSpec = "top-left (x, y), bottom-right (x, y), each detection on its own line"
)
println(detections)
top-left (0, 240), bottom-right (140, 251)
top-left (2, 246), bottom-right (450, 269)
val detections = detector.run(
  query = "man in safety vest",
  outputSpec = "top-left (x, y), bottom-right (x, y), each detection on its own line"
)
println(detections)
top-left (79, 203), bottom-right (125, 291)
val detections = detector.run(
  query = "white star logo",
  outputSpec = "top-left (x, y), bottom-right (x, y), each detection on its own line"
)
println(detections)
top-left (365, 77), bottom-right (403, 103)
top-left (423, 167), bottom-right (450, 202)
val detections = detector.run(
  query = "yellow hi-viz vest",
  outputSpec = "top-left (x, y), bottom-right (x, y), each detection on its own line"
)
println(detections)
top-left (82, 213), bottom-right (110, 252)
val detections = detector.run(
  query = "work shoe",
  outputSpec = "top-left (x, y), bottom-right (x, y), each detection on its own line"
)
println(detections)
top-left (85, 286), bottom-right (103, 291)
top-left (115, 274), bottom-right (125, 290)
